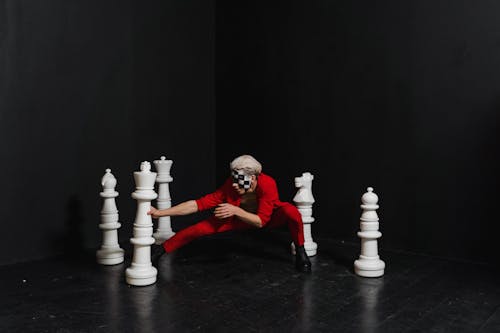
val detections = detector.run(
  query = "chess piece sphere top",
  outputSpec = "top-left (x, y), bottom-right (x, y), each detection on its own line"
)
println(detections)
top-left (154, 156), bottom-right (172, 164)
top-left (101, 168), bottom-right (117, 189)
top-left (362, 187), bottom-right (378, 205)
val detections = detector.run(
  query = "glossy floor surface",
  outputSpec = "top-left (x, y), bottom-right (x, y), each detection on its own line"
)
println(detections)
top-left (2, 231), bottom-right (500, 332)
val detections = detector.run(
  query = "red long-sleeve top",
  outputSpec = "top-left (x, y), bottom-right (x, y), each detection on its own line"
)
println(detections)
top-left (195, 173), bottom-right (287, 226)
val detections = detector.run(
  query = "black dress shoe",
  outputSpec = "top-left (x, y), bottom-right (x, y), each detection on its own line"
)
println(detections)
top-left (151, 245), bottom-right (165, 265)
top-left (295, 246), bottom-right (312, 273)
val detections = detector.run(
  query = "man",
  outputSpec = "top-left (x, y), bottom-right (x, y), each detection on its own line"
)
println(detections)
top-left (148, 154), bottom-right (312, 272)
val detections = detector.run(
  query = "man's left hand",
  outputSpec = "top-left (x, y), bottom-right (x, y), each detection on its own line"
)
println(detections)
top-left (214, 203), bottom-right (240, 220)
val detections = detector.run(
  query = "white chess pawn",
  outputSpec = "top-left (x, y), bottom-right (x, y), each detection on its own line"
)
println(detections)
top-left (96, 169), bottom-right (125, 265)
top-left (354, 187), bottom-right (385, 277)
top-left (125, 161), bottom-right (158, 286)
top-left (152, 156), bottom-right (175, 244)
top-left (291, 172), bottom-right (318, 257)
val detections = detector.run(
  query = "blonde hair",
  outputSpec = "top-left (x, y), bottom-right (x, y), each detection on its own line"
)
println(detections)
top-left (230, 155), bottom-right (262, 175)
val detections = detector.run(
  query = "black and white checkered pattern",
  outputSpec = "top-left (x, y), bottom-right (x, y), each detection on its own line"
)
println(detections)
top-left (231, 170), bottom-right (252, 190)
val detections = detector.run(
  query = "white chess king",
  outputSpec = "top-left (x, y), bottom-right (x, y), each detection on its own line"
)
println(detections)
top-left (96, 169), bottom-right (124, 265)
top-left (354, 187), bottom-right (385, 277)
top-left (125, 161), bottom-right (158, 286)
top-left (292, 172), bottom-right (317, 257)
top-left (152, 156), bottom-right (175, 244)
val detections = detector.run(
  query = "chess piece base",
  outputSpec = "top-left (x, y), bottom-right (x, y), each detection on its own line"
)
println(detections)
top-left (125, 266), bottom-right (158, 286)
top-left (96, 248), bottom-right (125, 265)
top-left (354, 258), bottom-right (385, 277)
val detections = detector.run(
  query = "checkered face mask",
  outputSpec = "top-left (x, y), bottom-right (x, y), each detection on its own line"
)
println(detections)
top-left (231, 170), bottom-right (252, 190)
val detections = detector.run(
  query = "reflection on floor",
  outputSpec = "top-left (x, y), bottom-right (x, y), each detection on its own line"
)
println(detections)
top-left (1, 231), bottom-right (499, 332)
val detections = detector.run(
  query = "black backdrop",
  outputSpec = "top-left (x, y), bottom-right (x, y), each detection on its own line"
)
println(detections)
top-left (216, 1), bottom-right (500, 264)
top-left (1, 1), bottom-right (499, 265)
top-left (0, 0), bottom-right (215, 265)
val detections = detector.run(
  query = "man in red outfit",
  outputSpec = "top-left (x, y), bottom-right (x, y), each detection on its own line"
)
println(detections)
top-left (148, 155), bottom-right (312, 272)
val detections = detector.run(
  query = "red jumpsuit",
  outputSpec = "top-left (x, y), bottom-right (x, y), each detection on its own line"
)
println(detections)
top-left (162, 173), bottom-right (305, 253)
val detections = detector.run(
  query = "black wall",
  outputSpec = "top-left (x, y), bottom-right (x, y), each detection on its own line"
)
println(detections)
top-left (2, 1), bottom-right (499, 266)
top-left (0, 0), bottom-right (215, 265)
top-left (216, 1), bottom-right (500, 264)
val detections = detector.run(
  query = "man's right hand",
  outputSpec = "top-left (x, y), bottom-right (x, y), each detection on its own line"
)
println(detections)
top-left (147, 206), bottom-right (162, 219)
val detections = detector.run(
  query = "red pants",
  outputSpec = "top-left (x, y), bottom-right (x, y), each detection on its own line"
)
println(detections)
top-left (163, 203), bottom-right (305, 253)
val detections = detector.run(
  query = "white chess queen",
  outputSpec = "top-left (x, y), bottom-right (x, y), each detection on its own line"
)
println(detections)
top-left (152, 156), bottom-right (175, 244)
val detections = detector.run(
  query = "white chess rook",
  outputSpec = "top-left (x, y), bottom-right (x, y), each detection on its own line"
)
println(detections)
top-left (153, 156), bottom-right (175, 244)
top-left (354, 187), bottom-right (385, 277)
top-left (126, 161), bottom-right (158, 286)
top-left (292, 172), bottom-right (317, 257)
top-left (96, 169), bottom-right (124, 265)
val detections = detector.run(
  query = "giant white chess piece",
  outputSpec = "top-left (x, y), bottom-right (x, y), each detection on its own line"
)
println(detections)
top-left (153, 156), bottom-right (175, 244)
top-left (292, 172), bottom-right (317, 257)
top-left (354, 187), bottom-right (385, 277)
top-left (126, 161), bottom-right (158, 286)
top-left (96, 169), bottom-right (125, 265)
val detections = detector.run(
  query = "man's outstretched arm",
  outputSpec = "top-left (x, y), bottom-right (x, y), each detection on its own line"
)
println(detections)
top-left (148, 200), bottom-right (198, 218)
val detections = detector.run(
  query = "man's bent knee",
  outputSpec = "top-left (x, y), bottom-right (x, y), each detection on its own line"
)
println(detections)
top-left (280, 203), bottom-right (302, 224)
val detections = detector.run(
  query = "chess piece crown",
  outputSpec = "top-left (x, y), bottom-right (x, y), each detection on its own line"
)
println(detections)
top-left (153, 156), bottom-right (173, 183)
top-left (133, 161), bottom-right (157, 190)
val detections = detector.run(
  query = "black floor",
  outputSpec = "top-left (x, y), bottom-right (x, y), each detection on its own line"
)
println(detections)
top-left (2, 231), bottom-right (500, 332)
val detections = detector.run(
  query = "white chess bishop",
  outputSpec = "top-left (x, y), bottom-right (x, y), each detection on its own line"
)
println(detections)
top-left (292, 172), bottom-right (317, 257)
top-left (96, 169), bottom-right (124, 265)
top-left (354, 187), bottom-right (385, 277)
top-left (125, 161), bottom-right (158, 286)
top-left (153, 156), bottom-right (175, 244)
